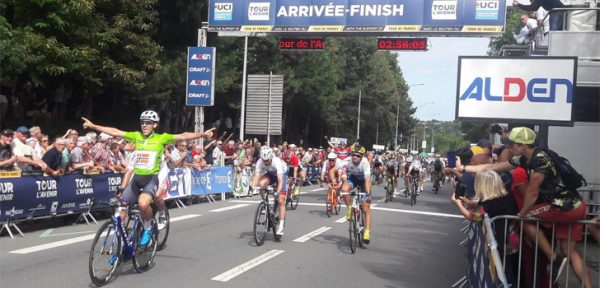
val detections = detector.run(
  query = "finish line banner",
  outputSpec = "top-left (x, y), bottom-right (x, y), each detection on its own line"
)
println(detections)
top-left (208, 0), bottom-right (505, 35)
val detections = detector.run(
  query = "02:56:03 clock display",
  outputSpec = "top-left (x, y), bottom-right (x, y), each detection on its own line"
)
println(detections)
top-left (377, 38), bottom-right (428, 51)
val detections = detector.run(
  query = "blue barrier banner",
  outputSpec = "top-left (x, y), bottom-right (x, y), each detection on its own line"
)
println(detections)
top-left (191, 166), bottom-right (234, 195)
top-left (0, 173), bottom-right (121, 222)
top-left (466, 222), bottom-right (496, 287)
top-left (186, 47), bottom-right (216, 106)
top-left (208, 0), bottom-right (506, 35)
top-left (163, 168), bottom-right (191, 200)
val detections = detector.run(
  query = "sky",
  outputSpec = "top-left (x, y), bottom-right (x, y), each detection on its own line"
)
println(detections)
top-left (395, 37), bottom-right (492, 122)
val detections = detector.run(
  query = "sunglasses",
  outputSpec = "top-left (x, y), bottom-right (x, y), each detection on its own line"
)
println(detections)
top-left (140, 121), bottom-right (154, 126)
top-left (42, 140), bottom-right (49, 142)
top-left (352, 154), bottom-right (362, 158)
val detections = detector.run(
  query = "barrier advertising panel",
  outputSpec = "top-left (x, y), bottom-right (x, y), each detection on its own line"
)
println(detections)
top-left (186, 47), bottom-right (216, 106)
top-left (456, 57), bottom-right (577, 125)
top-left (208, 0), bottom-right (506, 36)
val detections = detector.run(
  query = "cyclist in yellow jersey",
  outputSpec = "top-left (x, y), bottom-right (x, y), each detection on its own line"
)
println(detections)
top-left (82, 111), bottom-right (214, 246)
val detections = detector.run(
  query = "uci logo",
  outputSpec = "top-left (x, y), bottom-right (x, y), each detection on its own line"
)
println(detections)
top-left (460, 77), bottom-right (573, 103)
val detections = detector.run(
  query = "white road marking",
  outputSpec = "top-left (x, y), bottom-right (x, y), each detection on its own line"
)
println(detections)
top-left (10, 214), bottom-right (201, 254)
top-left (309, 187), bottom-right (326, 192)
top-left (210, 204), bottom-right (251, 212)
top-left (293, 226), bottom-right (332, 243)
top-left (211, 249), bottom-right (285, 282)
top-left (371, 207), bottom-right (462, 219)
top-left (335, 217), bottom-right (347, 223)
top-left (230, 200), bottom-right (261, 204)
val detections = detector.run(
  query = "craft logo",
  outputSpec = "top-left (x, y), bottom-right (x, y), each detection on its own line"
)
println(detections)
top-left (475, 0), bottom-right (499, 20)
top-left (190, 80), bottom-right (210, 86)
top-left (248, 2), bottom-right (270, 21)
top-left (431, 1), bottom-right (457, 20)
top-left (214, 2), bottom-right (233, 21)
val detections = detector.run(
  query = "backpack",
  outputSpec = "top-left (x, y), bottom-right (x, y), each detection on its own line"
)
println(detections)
top-left (434, 159), bottom-right (442, 171)
top-left (542, 148), bottom-right (587, 192)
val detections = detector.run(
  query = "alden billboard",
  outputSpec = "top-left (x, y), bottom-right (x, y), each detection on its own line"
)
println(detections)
top-left (456, 57), bottom-right (577, 125)
top-left (208, 0), bottom-right (506, 35)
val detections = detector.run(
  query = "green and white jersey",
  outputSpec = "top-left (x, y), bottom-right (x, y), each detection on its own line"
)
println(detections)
top-left (123, 131), bottom-right (175, 175)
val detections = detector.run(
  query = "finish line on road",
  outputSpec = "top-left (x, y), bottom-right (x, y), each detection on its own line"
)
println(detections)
top-left (230, 200), bottom-right (460, 219)
top-left (11, 214), bottom-right (202, 254)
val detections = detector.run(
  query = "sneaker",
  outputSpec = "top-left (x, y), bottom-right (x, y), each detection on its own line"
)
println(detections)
top-left (139, 228), bottom-right (153, 246)
top-left (157, 214), bottom-right (167, 230)
top-left (294, 187), bottom-right (300, 196)
top-left (276, 220), bottom-right (285, 236)
top-left (346, 208), bottom-right (352, 221)
top-left (549, 255), bottom-right (567, 283)
top-left (363, 230), bottom-right (370, 244)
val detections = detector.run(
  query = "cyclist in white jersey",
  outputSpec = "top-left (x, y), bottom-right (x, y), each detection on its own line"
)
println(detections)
top-left (339, 145), bottom-right (373, 244)
top-left (252, 146), bottom-right (289, 236)
top-left (407, 156), bottom-right (424, 194)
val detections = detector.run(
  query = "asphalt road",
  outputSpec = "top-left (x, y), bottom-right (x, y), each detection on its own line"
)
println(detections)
top-left (1, 178), bottom-right (468, 288)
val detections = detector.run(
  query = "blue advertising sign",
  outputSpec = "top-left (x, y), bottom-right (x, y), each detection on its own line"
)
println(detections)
top-left (208, 0), bottom-right (505, 35)
top-left (190, 166), bottom-right (234, 195)
top-left (0, 173), bottom-right (121, 222)
top-left (186, 47), bottom-right (216, 106)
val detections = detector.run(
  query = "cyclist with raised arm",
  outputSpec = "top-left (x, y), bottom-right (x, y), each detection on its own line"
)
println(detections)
top-left (339, 145), bottom-right (373, 244)
top-left (251, 146), bottom-right (288, 236)
top-left (82, 111), bottom-right (214, 246)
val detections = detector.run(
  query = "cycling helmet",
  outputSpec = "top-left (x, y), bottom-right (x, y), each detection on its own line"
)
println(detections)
top-left (260, 146), bottom-right (274, 161)
top-left (350, 145), bottom-right (366, 156)
top-left (140, 110), bottom-right (160, 123)
top-left (327, 152), bottom-right (337, 160)
top-left (406, 156), bottom-right (413, 162)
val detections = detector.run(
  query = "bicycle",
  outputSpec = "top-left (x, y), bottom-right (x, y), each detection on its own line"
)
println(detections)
top-left (384, 175), bottom-right (395, 203)
top-left (286, 177), bottom-right (300, 210)
top-left (252, 185), bottom-right (282, 246)
top-left (409, 174), bottom-right (418, 206)
top-left (88, 199), bottom-right (158, 286)
top-left (340, 188), bottom-right (366, 254)
top-left (325, 181), bottom-right (341, 217)
top-left (431, 171), bottom-right (441, 194)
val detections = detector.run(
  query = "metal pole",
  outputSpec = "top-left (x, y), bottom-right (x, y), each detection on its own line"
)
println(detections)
top-left (196, 28), bottom-right (207, 146)
top-left (376, 123), bottom-right (379, 145)
top-left (395, 99), bottom-right (400, 149)
top-left (239, 36), bottom-right (248, 142)
top-left (357, 90), bottom-right (361, 140)
top-left (267, 71), bottom-right (273, 146)
top-left (431, 127), bottom-right (434, 153)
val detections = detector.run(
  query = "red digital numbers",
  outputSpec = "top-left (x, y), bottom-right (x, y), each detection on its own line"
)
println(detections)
top-left (377, 38), bottom-right (428, 51)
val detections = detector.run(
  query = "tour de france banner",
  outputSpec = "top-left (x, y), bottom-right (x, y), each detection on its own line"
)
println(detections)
top-left (190, 166), bottom-right (235, 195)
top-left (208, 0), bottom-right (505, 34)
top-left (0, 173), bottom-right (121, 222)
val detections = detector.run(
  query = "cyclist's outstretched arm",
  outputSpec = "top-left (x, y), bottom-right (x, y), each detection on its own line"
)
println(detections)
top-left (173, 128), bottom-right (216, 141)
top-left (82, 117), bottom-right (125, 138)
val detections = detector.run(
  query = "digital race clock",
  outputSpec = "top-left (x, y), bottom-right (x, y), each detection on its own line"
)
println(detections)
top-left (377, 38), bottom-right (428, 51)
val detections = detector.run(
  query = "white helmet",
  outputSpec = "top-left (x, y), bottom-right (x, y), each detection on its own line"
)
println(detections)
top-left (406, 156), bottom-right (413, 162)
top-left (327, 152), bottom-right (337, 160)
top-left (260, 146), bottom-right (274, 161)
top-left (140, 110), bottom-right (160, 123)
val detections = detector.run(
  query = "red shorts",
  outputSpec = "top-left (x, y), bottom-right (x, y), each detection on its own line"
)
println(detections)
top-left (525, 201), bottom-right (586, 241)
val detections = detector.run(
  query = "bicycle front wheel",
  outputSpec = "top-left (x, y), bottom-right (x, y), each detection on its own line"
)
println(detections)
top-left (89, 220), bottom-right (121, 286)
top-left (348, 211), bottom-right (357, 254)
top-left (411, 182), bottom-right (417, 206)
top-left (133, 221), bottom-right (158, 273)
top-left (289, 188), bottom-right (300, 210)
top-left (325, 192), bottom-right (333, 218)
top-left (253, 202), bottom-right (268, 246)
top-left (156, 208), bottom-right (170, 251)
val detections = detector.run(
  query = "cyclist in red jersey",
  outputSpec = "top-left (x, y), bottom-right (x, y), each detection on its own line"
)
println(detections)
top-left (324, 136), bottom-right (357, 160)
top-left (283, 144), bottom-right (300, 195)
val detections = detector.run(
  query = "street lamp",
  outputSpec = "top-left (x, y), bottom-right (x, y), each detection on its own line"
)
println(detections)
top-left (395, 83), bottom-right (424, 150)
